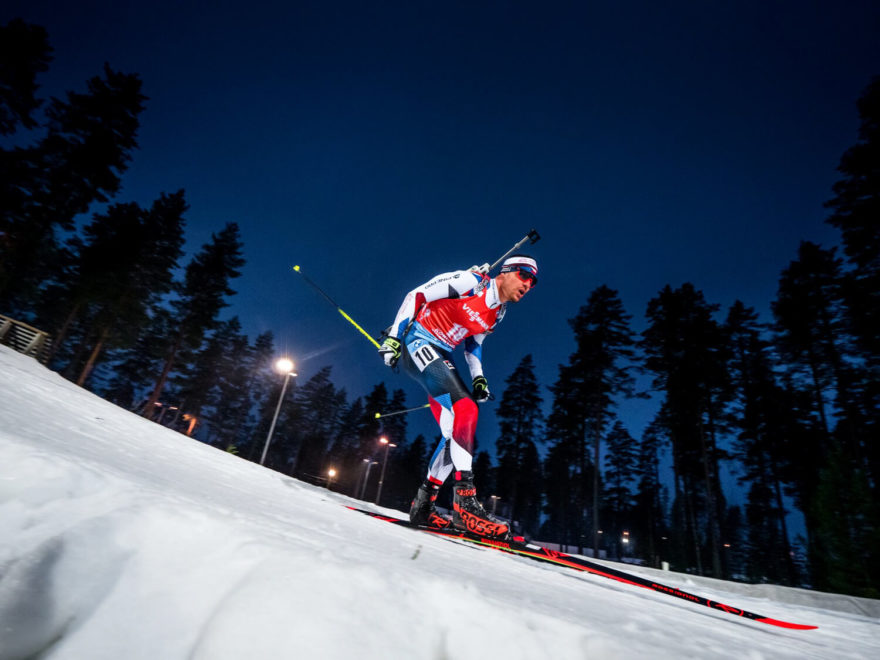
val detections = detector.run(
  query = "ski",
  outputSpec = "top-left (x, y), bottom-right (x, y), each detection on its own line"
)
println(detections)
top-left (348, 506), bottom-right (818, 631)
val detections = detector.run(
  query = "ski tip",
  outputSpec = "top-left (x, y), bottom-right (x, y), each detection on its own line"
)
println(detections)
top-left (293, 265), bottom-right (300, 272)
top-left (757, 617), bottom-right (818, 630)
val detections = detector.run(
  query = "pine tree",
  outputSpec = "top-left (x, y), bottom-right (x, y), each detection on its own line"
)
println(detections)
top-left (101, 306), bottom-right (174, 410)
top-left (0, 19), bottom-right (52, 268)
top-left (143, 223), bottom-right (244, 419)
top-left (540, 435), bottom-right (586, 551)
top-left (812, 449), bottom-right (880, 598)
top-left (359, 383), bottom-right (389, 454)
top-left (226, 331), bottom-right (276, 454)
top-left (380, 389), bottom-right (409, 449)
top-left (552, 285), bottom-right (640, 557)
top-left (773, 243), bottom-right (851, 441)
top-left (825, 76), bottom-right (880, 358)
top-left (603, 420), bottom-right (638, 560)
top-left (632, 420), bottom-right (667, 568)
top-left (0, 19), bottom-right (52, 134)
top-left (175, 317), bottom-right (253, 446)
top-left (0, 62), bottom-right (146, 310)
top-left (641, 283), bottom-right (731, 577)
top-left (287, 366), bottom-right (346, 479)
top-left (54, 191), bottom-right (186, 385)
top-left (824, 76), bottom-right (880, 491)
top-left (771, 238), bottom-right (880, 591)
top-left (725, 301), bottom-right (799, 583)
top-left (494, 354), bottom-right (544, 533)
top-left (324, 398), bottom-right (367, 495)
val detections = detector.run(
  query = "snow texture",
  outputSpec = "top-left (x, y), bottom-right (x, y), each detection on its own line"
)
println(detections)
top-left (1, 345), bottom-right (878, 659)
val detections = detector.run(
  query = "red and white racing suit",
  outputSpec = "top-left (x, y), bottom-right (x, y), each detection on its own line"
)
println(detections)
top-left (388, 270), bottom-right (506, 482)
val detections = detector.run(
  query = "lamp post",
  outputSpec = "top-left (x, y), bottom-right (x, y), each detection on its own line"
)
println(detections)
top-left (260, 357), bottom-right (296, 466)
top-left (375, 436), bottom-right (397, 505)
top-left (359, 459), bottom-right (378, 499)
top-left (327, 468), bottom-right (337, 491)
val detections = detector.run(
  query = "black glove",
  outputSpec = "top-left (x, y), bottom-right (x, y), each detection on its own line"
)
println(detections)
top-left (472, 375), bottom-right (491, 402)
top-left (378, 336), bottom-right (402, 367)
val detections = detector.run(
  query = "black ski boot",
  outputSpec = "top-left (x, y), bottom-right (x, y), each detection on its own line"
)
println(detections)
top-left (409, 482), bottom-right (452, 529)
top-left (452, 471), bottom-right (509, 539)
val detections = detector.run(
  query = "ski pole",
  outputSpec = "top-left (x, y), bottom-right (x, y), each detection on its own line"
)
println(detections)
top-left (486, 228), bottom-right (541, 273)
top-left (292, 265), bottom-right (381, 349)
top-left (374, 403), bottom-right (431, 419)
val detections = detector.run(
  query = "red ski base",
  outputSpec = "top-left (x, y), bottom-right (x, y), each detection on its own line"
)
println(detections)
top-left (347, 506), bottom-right (818, 631)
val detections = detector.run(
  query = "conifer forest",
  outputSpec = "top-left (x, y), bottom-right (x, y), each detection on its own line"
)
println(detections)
top-left (1, 18), bottom-right (878, 598)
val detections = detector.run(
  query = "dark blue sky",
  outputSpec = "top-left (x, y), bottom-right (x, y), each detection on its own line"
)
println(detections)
top-left (6, 2), bottom-right (879, 461)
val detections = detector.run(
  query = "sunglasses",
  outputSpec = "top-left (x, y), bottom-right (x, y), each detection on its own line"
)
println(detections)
top-left (514, 268), bottom-right (537, 287)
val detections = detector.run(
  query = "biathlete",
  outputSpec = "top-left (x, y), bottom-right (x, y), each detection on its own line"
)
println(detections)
top-left (378, 254), bottom-right (538, 539)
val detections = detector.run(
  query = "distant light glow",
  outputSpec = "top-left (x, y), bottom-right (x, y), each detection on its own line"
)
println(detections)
top-left (275, 357), bottom-right (294, 374)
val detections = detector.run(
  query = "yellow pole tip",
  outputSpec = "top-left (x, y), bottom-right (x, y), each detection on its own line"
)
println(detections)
top-left (293, 265), bottom-right (300, 272)
top-left (374, 412), bottom-right (381, 419)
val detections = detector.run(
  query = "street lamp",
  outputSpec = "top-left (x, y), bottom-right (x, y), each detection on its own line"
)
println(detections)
top-left (359, 458), bottom-right (378, 499)
top-left (327, 468), bottom-right (337, 491)
top-left (260, 357), bottom-right (296, 466)
top-left (375, 436), bottom-right (397, 505)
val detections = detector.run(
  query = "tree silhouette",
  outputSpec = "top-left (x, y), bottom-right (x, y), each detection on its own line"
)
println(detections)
top-left (603, 420), bottom-right (638, 560)
top-left (724, 301), bottom-right (797, 584)
top-left (0, 19), bottom-right (52, 134)
top-left (1, 61), bottom-right (146, 309)
top-left (631, 420), bottom-right (667, 568)
top-left (642, 283), bottom-right (730, 577)
top-left (50, 191), bottom-right (187, 385)
top-left (494, 354), bottom-right (544, 532)
top-left (552, 285), bottom-right (640, 557)
top-left (143, 223), bottom-right (244, 418)
top-left (824, 75), bottom-right (880, 491)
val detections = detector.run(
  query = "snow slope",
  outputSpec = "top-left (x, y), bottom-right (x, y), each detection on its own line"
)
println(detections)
top-left (1, 345), bottom-right (878, 659)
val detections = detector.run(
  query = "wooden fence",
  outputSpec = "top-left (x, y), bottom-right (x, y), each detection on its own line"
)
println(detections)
top-left (0, 314), bottom-right (52, 363)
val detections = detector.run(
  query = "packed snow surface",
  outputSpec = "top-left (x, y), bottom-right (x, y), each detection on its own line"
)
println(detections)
top-left (1, 345), bottom-right (878, 659)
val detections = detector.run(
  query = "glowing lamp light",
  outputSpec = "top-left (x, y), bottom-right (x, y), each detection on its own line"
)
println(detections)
top-left (275, 357), bottom-right (294, 374)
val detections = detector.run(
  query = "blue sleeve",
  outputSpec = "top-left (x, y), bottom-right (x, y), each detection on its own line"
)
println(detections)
top-left (464, 336), bottom-right (482, 361)
top-left (463, 334), bottom-right (486, 378)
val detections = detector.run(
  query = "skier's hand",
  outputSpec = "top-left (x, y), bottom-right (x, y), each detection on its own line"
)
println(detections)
top-left (378, 336), bottom-right (402, 367)
top-left (468, 263), bottom-right (490, 274)
top-left (472, 375), bottom-right (491, 402)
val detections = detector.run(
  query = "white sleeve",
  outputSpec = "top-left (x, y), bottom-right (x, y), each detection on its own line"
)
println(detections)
top-left (388, 270), bottom-right (482, 338)
top-left (463, 333), bottom-right (487, 380)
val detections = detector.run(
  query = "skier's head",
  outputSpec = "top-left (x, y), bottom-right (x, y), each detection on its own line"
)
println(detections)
top-left (497, 254), bottom-right (537, 303)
